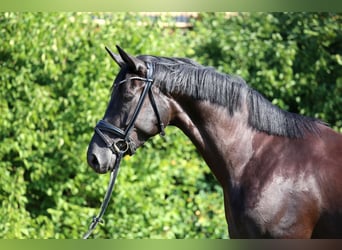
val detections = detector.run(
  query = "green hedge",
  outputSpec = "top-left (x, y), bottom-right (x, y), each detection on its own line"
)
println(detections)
top-left (0, 12), bottom-right (341, 239)
top-left (192, 13), bottom-right (342, 129)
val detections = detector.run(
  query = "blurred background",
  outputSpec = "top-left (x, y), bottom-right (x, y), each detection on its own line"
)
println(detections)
top-left (0, 12), bottom-right (341, 238)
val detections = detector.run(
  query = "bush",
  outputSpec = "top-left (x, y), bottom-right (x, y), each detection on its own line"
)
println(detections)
top-left (192, 13), bottom-right (342, 130)
top-left (0, 12), bottom-right (340, 239)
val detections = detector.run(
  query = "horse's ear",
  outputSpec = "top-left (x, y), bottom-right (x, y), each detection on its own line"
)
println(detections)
top-left (116, 45), bottom-right (146, 74)
top-left (105, 46), bottom-right (125, 68)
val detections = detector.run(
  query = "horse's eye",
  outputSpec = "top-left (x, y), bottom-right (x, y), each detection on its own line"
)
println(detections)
top-left (122, 92), bottom-right (134, 102)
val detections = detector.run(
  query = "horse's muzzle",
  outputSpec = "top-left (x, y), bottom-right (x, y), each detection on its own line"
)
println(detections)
top-left (87, 142), bottom-right (118, 174)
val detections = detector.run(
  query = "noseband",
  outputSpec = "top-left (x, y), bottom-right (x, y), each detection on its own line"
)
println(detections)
top-left (94, 62), bottom-right (165, 155)
top-left (83, 62), bottom-right (165, 239)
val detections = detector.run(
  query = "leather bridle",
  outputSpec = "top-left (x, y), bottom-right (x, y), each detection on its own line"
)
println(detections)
top-left (83, 62), bottom-right (165, 239)
top-left (94, 62), bottom-right (165, 156)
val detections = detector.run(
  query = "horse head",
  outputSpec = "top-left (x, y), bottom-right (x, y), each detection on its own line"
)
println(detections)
top-left (87, 46), bottom-right (170, 173)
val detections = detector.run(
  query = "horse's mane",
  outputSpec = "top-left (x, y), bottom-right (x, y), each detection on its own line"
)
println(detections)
top-left (138, 55), bottom-right (322, 138)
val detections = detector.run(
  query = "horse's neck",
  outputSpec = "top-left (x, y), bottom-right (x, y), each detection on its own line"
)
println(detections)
top-left (170, 97), bottom-right (255, 187)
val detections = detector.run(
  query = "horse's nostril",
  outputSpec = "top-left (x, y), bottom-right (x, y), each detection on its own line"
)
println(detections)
top-left (92, 155), bottom-right (99, 167)
top-left (88, 154), bottom-right (100, 168)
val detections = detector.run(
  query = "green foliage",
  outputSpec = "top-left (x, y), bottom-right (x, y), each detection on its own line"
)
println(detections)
top-left (0, 12), bottom-right (341, 239)
top-left (192, 13), bottom-right (342, 129)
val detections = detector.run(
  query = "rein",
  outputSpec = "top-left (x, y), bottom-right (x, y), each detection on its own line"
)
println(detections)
top-left (83, 62), bottom-right (164, 239)
top-left (83, 152), bottom-right (123, 239)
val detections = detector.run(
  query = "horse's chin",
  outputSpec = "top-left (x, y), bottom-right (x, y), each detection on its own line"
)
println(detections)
top-left (94, 163), bottom-right (114, 174)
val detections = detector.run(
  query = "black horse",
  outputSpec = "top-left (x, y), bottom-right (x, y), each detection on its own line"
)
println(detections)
top-left (87, 46), bottom-right (342, 238)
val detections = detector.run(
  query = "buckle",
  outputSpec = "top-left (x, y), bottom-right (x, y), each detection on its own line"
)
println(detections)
top-left (112, 139), bottom-right (130, 154)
